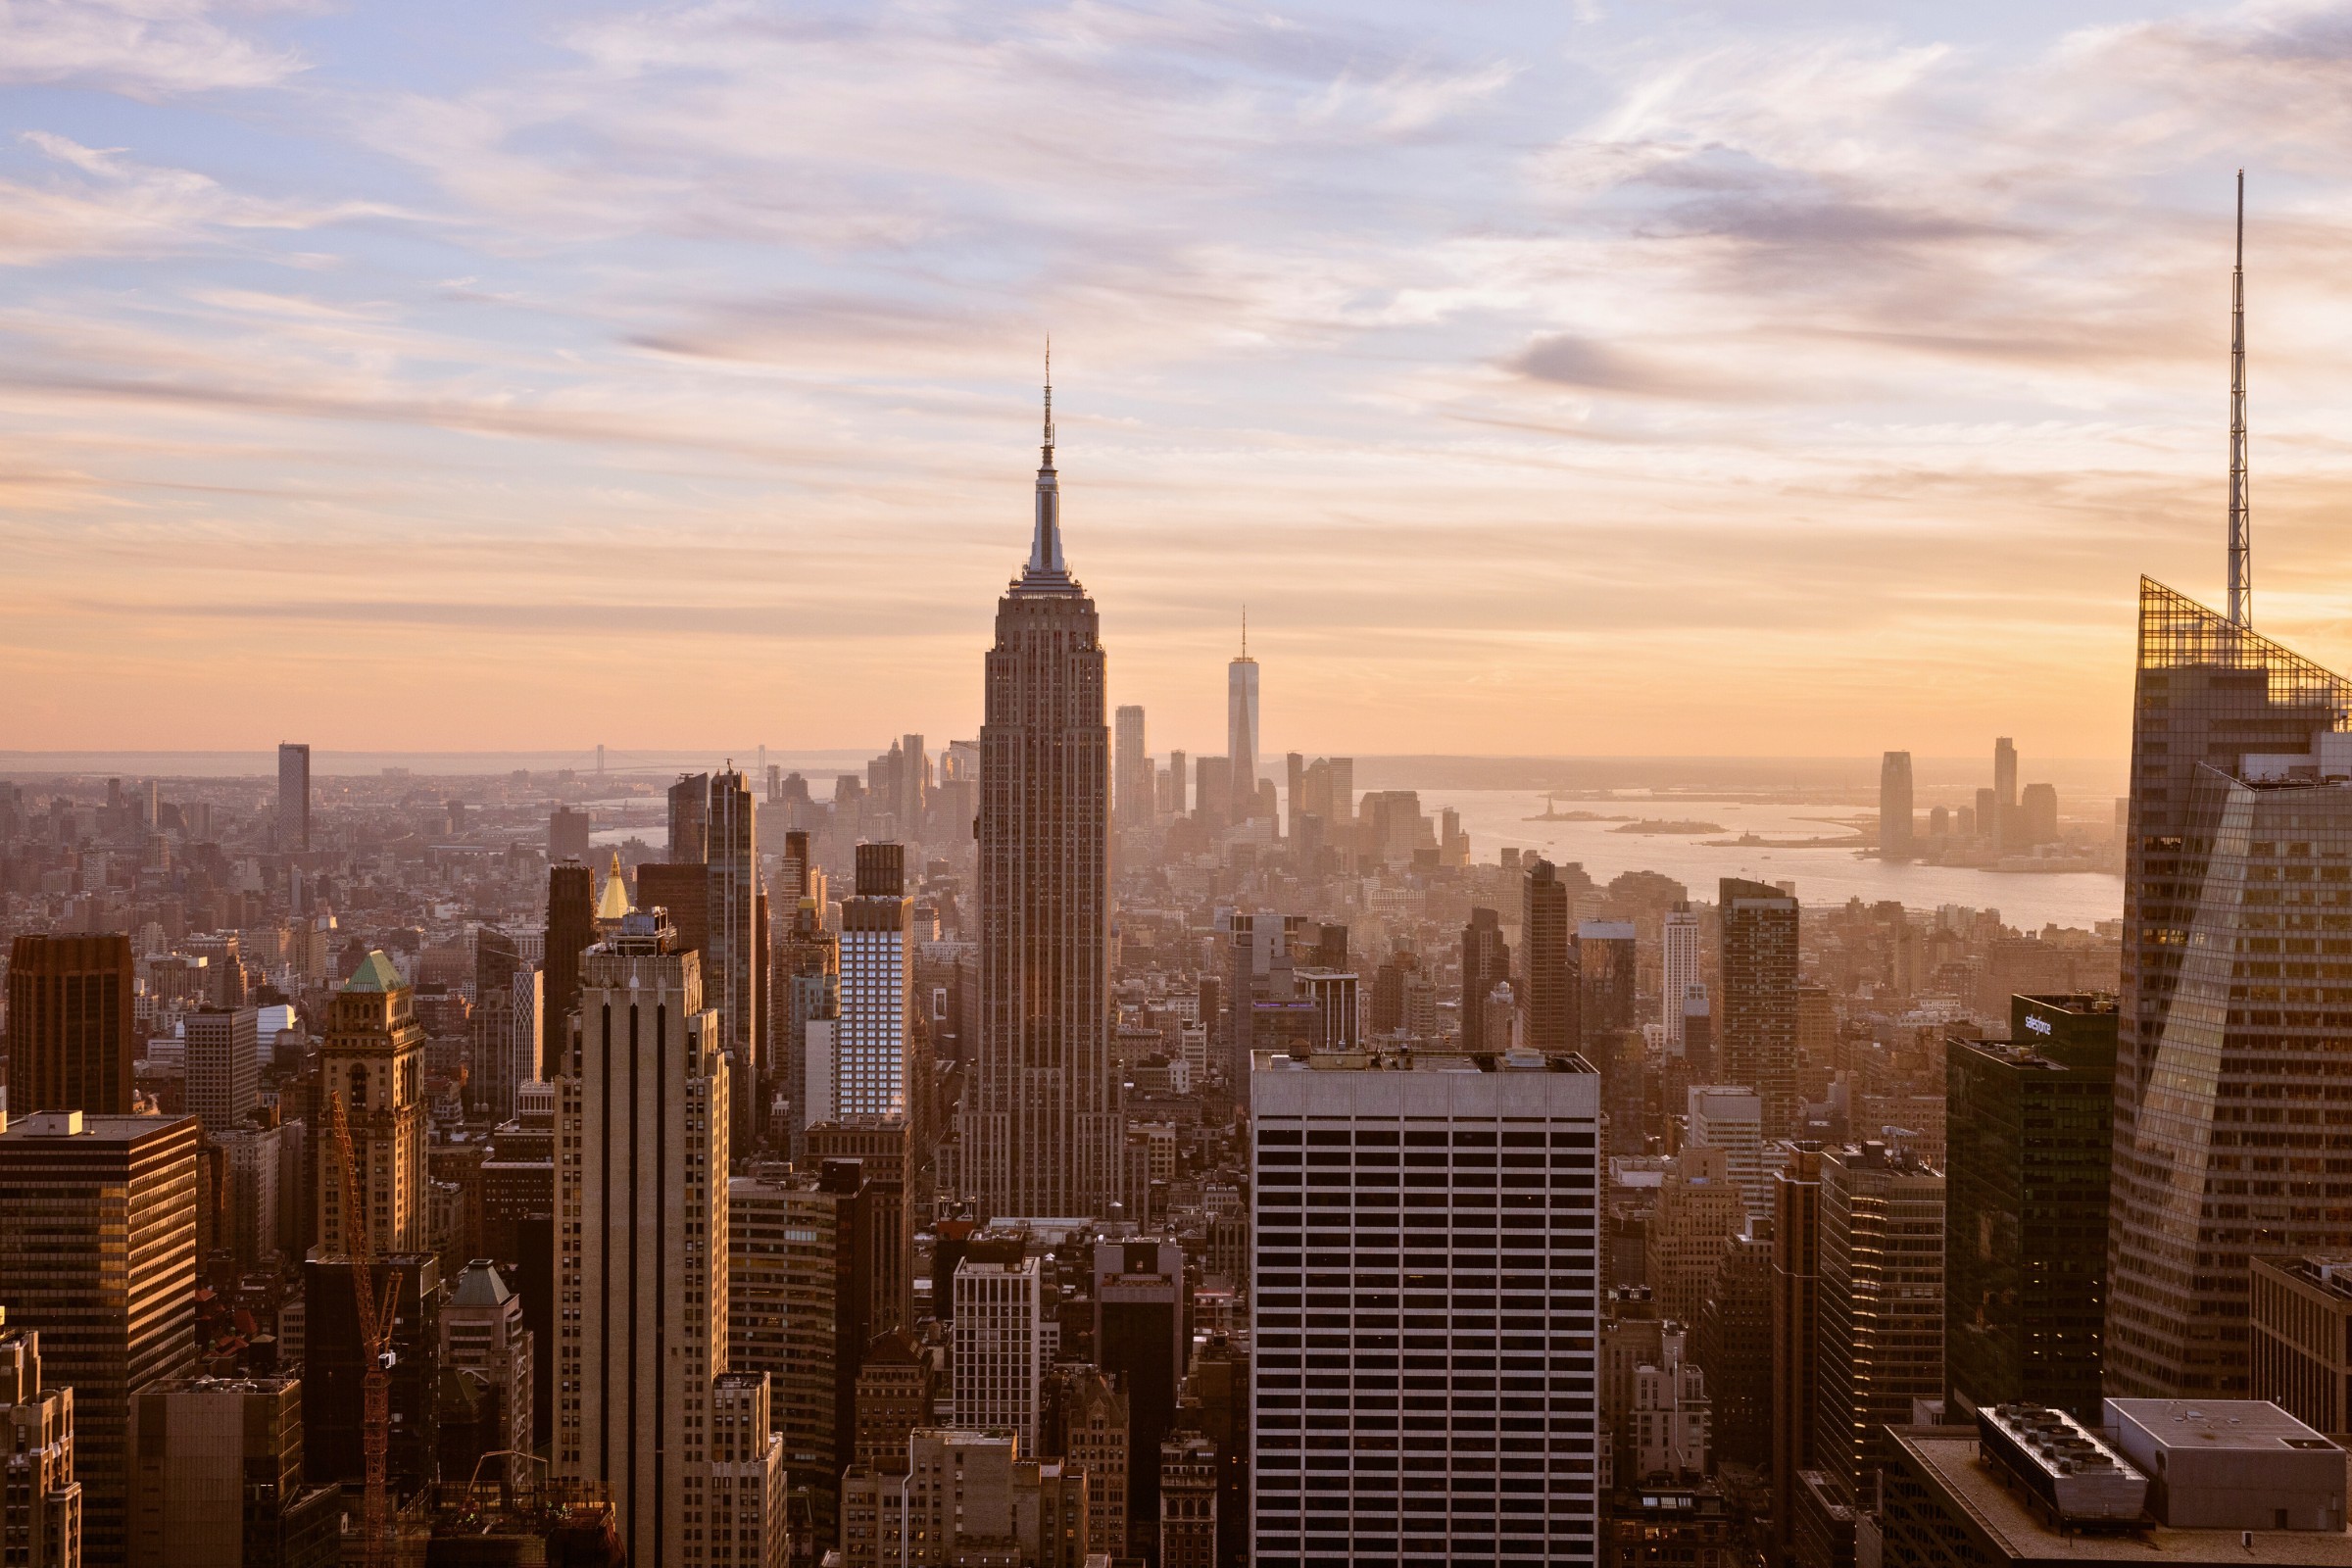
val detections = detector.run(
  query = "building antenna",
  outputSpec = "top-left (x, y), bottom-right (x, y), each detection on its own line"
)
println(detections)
top-left (1242, 605), bottom-right (1248, 658)
top-left (2230, 169), bottom-right (2251, 627)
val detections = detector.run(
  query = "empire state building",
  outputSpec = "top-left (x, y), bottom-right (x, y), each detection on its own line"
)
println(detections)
top-left (964, 365), bottom-right (1120, 1218)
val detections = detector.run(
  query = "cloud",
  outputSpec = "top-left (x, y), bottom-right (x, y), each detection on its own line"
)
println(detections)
top-left (0, 130), bottom-right (403, 264)
top-left (0, 0), bottom-right (305, 98)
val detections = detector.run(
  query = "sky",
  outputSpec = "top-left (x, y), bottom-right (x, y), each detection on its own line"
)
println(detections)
top-left (7, 0), bottom-right (2352, 760)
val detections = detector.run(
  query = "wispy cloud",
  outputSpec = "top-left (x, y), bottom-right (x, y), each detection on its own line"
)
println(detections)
top-left (7, 0), bottom-right (2352, 753)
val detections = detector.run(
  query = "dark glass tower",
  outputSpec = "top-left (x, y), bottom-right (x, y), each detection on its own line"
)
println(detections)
top-left (1945, 993), bottom-right (2114, 1424)
top-left (1720, 878), bottom-right (1800, 1140)
top-left (2108, 577), bottom-right (2352, 1396)
top-left (1519, 858), bottom-right (1576, 1054)
top-left (966, 368), bottom-right (1118, 1218)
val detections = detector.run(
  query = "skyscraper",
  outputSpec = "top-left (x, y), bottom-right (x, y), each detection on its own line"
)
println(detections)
top-left (1719, 878), bottom-right (1799, 1141)
top-left (128, 1375), bottom-right (338, 1568)
top-left (1771, 1144), bottom-right (1822, 1568)
top-left (1115, 706), bottom-right (1151, 829)
top-left (317, 952), bottom-right (427, 1257)
top-left (706, 767), bottom-right (763, 1146)
top-left (1460, 907), bottom-right (1511, 1054)
top-left (1520, 858), bottom-right (1576, 1055)
top-left (1094, 1239), bottom-right (1184, 1546)
top-left (1945, 994), bottom-right (2114, 1425)
top-left (7, 932), bottom-right (136, 1115)
top-left (0, 1316), bottom-right (80, 1568)
top-left (1880, 751), bottom-right (1914, 860)
top-left (965, 365), bottom-right (1119, 1219)
top-left (831, 843), bottom-right (913, 1121)
top-left (183, 1004), bottom-right (258, 1134)
top-left (556, 909), bottom-right (774, 1566)
top-left (276, 742), bottom-right (310, 854)
top-left (1229, 617), bottom-right (1259, 821)
top-left (1662, 902), bottom-right (1700, 1054)
top-left (1250, 1048), bottom-right (1602, 1565)
top-left (1993, 736), bottom-right (2019, 848)
top-left (542, 860), bottom-right (595, 1081)
top-left (0, 1111), bottom-right (200, 1563)
top-left (1813, 1142), bottom-right (1944, 1506)
top-left (2108, 579), bottom-right (2352, 1396)
top-left (952, 1255), bottom-right (1052, 1453)
top-left (667, 771), bottom-right (710, 861)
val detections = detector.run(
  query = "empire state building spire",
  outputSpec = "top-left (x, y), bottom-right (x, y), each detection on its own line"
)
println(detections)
top-left (1021, 345), bottom-right (1073, 590)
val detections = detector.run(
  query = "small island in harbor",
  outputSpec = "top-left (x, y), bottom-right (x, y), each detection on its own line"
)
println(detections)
top-left (1611, 818), bottom-right (1725, 835)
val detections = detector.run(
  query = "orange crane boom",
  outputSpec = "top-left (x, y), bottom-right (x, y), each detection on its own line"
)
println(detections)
top-left (324, 1089), bottom-right (400, 1568)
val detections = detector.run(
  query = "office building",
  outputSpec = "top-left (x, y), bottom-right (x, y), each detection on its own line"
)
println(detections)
top-left (1687, 1085), bottom-right (1770, 1222)
top-left (1682, 985), bottom-right (1713, 1076)
top-left (775, 871), bottom-right (839, 1158)
top-left (1116, 704), bottom-right (1152, 828)
top-left (1096, 1238), bottom-right (1185, 1542)
top-left (542, 860), bottom-right (595, 1081)
top-left (832, 843), bottom-right (913, 1121)
top-left (1521, 858), bottom-right (1578, 1055)
top-left (302, 1253), bottom-right (442, 1494)
top-left (183, 1004), bottom-right (258, 1134)
top-left (472, 927), bottom-right (524, 1123)
top-left (317, 952), bottom-right (427, 1256)
top-left (1881, 751), bottom-right (1915, 859)
top-left (706, 767), bottom-right (764, 1149)
top-left (1720, 878), bottom-right (1800, 1141)
top-left (853, 1331), bottom-right (938, 1476)
top-left (1582, 920), bottom-right (1641, 1152)
top-left (2251, 1257), bottom-right (2352, 1437)
top-left (442, 1259), bottom-right (534, 1488)
top-left (276, 742), bottom-right (309, 853)
top-left (1815, 1143), bottom-right (1944, 1505)
top-left (1160, 1431), bottom-right (1219, 1568)
top-left (7, 932), bottom-right (136, 1116)
top-left (1061, 1367), bottom-right (1130, 1557)
top-left (2110, 580), bottom-right (2352, 1397)
top-left (0, 1313), bottom-right (79, 1568)
top-left (807, 1120), bottom-right (912, 1336)
top-left (839, 1429), bottom-right (1091, 1568)
top-left (2020, 782), bottom-right (2059, 846)
top-left (728, 1170), bottom-right (860, 1535)
top-left (128, 1375), bottom-right (337, 1568)
top-left (0, 1110), bottom-right (200, 1563)
top-left (964, 369), bottom-right (1120, 1219)
top-left (554, 909), bottom-right (745, 1567)
top-left (667, 770), bottom-right (710, 860)
top-left (706, 1373), bottom-right (790, 1568)
top-left (1630, 1324), bottom-right (1711, 1482)
top-left (1945, 995), bottom-right (2114, 1425)
top-left (1772, 1143), bottom-right (1824, 1568)
top-left (1882, 1401), bottom-right (2352, 1568)
top-left (1994, 736), bottom-right (2019, 847)
top-left (1195, 754), bottom-right (1233, 830)
top-left (549, 805), bottom-right (592, 862)
top-left (1165, 748), bottom-right (1189, 816)
top-left (1663, 903), bottom-right (1700, 1054)
top-left (1250, 1047), bottom-right (1603, 1566)
top-left (216, 1121), bottom-right (282, 1267)
top-left (1461, 907), bottom-right (1512, 1054)
top-left (1698, 1230), bottom-right (1773, 1470)
top-left (1646, 1143), bottom-right (1748, 1328)
top-left (952, 1255), bottom-right (1052, 1453)
top-left (1230, 631), bottom-right (1260, 821)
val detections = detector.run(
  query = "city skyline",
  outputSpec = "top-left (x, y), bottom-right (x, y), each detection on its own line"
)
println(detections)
top-left (10, 4), bottom-right (2352, 756)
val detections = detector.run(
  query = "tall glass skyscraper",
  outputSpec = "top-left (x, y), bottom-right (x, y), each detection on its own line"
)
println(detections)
top-left (2108, 577), bottom-right (2352, 1396)
top-left (965, 368), bottom-right (1119, 1218)
top-left (1228, 637), bottom-right (1259, 822)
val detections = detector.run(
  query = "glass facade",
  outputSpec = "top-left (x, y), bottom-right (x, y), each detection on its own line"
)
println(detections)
top-left (2110, 577), bottom-right (2352, 1396)
top-left (1943, 994), bottom-right (2114, 1424)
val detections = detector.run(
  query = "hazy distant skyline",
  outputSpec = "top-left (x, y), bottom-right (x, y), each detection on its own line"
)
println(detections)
top-left (8, 0), bottom-right (2352, 758)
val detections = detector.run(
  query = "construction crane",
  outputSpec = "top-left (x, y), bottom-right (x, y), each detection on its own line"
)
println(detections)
top-left (324, 1088), bottom-right (400, 1568)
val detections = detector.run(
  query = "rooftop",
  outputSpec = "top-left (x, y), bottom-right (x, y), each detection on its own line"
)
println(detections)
top-left (342, 950), bottom-right (404, 993)
top-left (1893, 1428), bottom-right (2352, 1566)
top-left (1251, 1047), bottom-right (1596, 1074)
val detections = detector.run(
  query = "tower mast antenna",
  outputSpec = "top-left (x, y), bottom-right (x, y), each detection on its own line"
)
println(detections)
top-left (2230, 170), bottom-right (2251, 626)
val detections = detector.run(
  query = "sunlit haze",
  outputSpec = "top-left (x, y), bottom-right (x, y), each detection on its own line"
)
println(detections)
top-left (9, 0), bottom-right (2352, 756)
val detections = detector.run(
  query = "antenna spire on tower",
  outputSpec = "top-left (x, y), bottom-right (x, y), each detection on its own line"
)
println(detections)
top-left (1242, 605), bottom-right (1248, 658)
top-left (2230, 170), bottom-right (2251, 626)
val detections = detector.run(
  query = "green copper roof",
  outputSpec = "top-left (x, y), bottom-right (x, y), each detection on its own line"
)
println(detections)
top-left (343, 950), bottom-right (404, 993)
